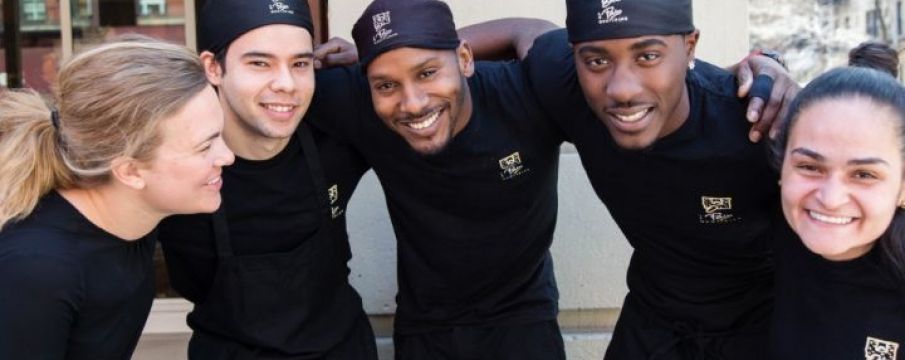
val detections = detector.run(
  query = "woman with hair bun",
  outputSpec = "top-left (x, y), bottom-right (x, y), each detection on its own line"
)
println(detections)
top-left (0, 36), bottom-right (234, 359)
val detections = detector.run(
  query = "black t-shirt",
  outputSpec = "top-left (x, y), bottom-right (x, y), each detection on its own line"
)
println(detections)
top-left (773, 224), bottom-right (905, 359)
top-left (524, 29), bottom-right (778, 331)
top-left (158, 128), bottom-right (367, 304)
top-left (0, 191), bottom-right (156, 359)
top-left (310, 61), bottom-right (565, 333)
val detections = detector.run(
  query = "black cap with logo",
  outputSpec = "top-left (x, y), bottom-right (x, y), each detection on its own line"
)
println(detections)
top-left (199, 0), bottom-right (314, 55)
top-left (566, 0), bottom-right (694, 43)
top-left (351, 0), bottom-right (461, 71)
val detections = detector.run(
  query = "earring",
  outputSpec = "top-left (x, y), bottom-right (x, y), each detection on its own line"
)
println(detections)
top-left (777, 179), bottom-right (782, 186)
top-left (688, 60), bottom-right (696, 70)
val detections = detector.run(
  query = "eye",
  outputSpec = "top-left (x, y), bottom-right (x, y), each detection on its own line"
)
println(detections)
top-left (638, 52), bottom-right (661, 62)
top-left (419, 68), bottom-right (437, 79)
top-left (794, 162), bottom-right (822, 175)
top-left (584, 57), bottom-right (609, 70)
top-left (852, 169), bottom-right (879, 181)
top-left (374, 81), bottom-right (396, 92)
top-left (248, 60), bottom-right (269, 68)
top-left (294, 59), bottom-right (312, 69)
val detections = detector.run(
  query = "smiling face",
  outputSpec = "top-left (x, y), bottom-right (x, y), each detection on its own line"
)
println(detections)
top-left (206, 24), bottom-right (315, 147)
top-left (572, 32), bottom-right (697, 150)
top-left (139, 85), bottom-right (235, 215)
top-left (365, 44), bottom-right (474, 155)
top-left (780, 97), bottom-right (905, 261)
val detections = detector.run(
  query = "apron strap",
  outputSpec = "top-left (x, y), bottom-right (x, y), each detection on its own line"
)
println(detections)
top-left (296, 123), bottom-right (332, 222)
top-left (210, 123), bottom-right (332, 259)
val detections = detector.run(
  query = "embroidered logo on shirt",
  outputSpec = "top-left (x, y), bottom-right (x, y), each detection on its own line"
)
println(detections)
top-left (268, 0), bottom-right (294, 15)
top-left (499, 152), bottom-right (530, 180)
top-left (866, 337), bottom-right (899, 360)
top-left (372, 11), bottom-right (398, 45)
top-left (328, 184), bottom-right (343, 219)
top-left (698, 196), bottom-right (739, 224)
top-left (598, 0), bottom-right (628, 25)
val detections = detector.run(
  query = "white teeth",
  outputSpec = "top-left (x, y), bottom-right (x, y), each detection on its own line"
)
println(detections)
top-left (614, 109), bottom-right (649, 123)
top-left (407, 111), bottom-right (440, 130)
top-left (808, 210), bottom-right (854, 225)
top-left (264, 104), bottom-right (293, 113)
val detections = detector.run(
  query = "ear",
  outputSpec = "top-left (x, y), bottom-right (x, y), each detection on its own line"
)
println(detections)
top-left (456, 40), bottom-right (475, 78)
top-left (200, 51), bottom-right (224, 87)
top-left (109, 156), bottom-right (147, 191)
top-left (684, 29), bottom-right (700, 63)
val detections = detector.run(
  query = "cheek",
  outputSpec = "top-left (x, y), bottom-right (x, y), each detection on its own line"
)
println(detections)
top-left (371, 96), bottom-right (397, 123)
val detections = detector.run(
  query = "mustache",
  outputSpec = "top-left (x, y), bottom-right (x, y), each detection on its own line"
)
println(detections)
top-left (395, 104), bottom-right (446, 122)
top-left (604, 101), bottom-right (652, 110)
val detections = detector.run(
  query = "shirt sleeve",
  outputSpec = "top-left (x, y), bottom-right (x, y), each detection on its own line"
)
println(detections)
top-left (0, 253), bottom-right (82, 359)
top-left (522, 29), bottom-right (588, 140)
top-left (308, 65), bottom-right (371, 145)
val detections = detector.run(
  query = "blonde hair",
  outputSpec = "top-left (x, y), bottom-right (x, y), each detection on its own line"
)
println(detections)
top-left (0, 35), bottom-right (208, 230)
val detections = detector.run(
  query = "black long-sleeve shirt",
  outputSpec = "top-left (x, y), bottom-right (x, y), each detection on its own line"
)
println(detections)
top-left (0, 191), bottom-right (156, 359)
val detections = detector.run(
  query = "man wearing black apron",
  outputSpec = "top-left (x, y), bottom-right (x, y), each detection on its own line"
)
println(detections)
top-left (307, 1), bottom-right (566, 359)
top-left (157, 0), bottom-right (376, 358)
top-left (515, 0), bottom-right (783, 358)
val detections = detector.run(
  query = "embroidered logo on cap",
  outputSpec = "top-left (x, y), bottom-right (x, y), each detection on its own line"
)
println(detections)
top-left (499, 152), bottom-right (530, 181)
top-left (598, 0), bottom-right (628, 25)
top-left (269, 0), bottom-right (294, 15)
top-left (865, 337), bottom-right (898, 360)
top-left (372, 11), bottom-right (398, 45)
top-left (699, 196), bottom-right (739, 224)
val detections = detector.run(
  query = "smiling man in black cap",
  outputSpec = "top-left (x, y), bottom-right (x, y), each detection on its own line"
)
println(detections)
top-left (156, 0), bottom-right (376, 358)
top-left (306, 0), bottom-right (566, 358)
top-left (498, 0), bottom-right (783, 358)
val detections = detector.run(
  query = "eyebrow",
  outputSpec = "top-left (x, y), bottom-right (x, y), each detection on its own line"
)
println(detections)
top-left (196, 132), bottom-right (221, 148)
top-left (368, 56), bottom-right (441, 82)
top-left (791, 147), bottom-right (890, 166)
top-left (630, 38), bottom-right (668, 51)
top-left (240, 51), bottom-right (314, 60)
top-left (576, 45), bottom-right (607, 57)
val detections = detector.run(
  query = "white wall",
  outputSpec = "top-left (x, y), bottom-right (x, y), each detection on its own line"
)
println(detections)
top-left (329, 0), bottom-right (750, 66)
top-left (335, 1), bottom-right (750, 359)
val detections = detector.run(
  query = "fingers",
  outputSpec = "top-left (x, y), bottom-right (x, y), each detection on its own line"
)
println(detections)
top-left (746, 97), bottom-right (766, 142)
top-left (769, 85), bottom-right (799, 139)
top-left (736, 60), bottom-right (754, 98)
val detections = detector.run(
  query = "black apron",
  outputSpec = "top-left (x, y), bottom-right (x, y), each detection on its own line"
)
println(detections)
top-left (188, 124), bottom-right (363, 359)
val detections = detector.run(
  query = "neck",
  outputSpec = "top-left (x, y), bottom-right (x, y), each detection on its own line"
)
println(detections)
top-left (659, 84), bottom-right (691, 139)
top-left (451, 81), bottom-right (474, 137)
top-left (223, 113), bottom-right (292, 161)
top-left (58, 186), bottom-right (162, 241)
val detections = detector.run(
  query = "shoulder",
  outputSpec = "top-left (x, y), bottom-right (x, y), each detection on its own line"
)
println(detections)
top-left (0, 246), bottom-right (84, 302)
top-left (309, 65), bottom-right (370, 135)
top-left (687, 60), bottom-right (741, 101)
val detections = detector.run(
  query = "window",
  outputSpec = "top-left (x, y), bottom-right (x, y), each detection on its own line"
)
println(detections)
top-left (139, 0), bottom-right (167, 16)
top-left (22, 0), bottom-right (47, 22)
top-left (867, 9), bottom-right (879, 37)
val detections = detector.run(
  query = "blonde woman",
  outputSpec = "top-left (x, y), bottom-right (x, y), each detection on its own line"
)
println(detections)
top-left (0, 37), bottom-right (234, 359)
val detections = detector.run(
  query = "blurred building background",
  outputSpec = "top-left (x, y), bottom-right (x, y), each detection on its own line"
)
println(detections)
top-left (750, 0), bottom-right (905, 83)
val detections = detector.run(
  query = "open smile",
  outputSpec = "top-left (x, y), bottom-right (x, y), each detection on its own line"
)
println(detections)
top-left (807, 209), bottom-right (856, 225)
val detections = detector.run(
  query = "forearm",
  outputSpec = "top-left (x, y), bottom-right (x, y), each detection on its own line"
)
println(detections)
top-left (458, 18), bottom-right (558, 60)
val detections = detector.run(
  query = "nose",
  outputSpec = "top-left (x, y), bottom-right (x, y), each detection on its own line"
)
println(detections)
top-left (270, 64), bottom-right (296, 93)
top-left (213, 137), bottom-right (235, 167)
top-left (399, 83), bottom-right (430, 116)
top-left (816, 176), bottom-right (850, 210)
top-left (605, 63), bottom-right (643, 105)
